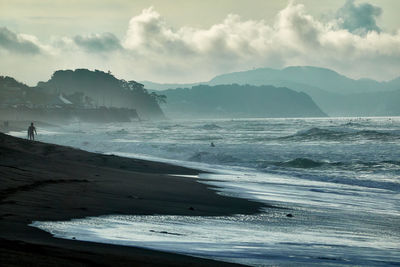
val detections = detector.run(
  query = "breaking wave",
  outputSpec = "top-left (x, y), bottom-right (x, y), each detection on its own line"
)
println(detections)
top-left (273, 158), bottom-right (325, 168)
top-left (280, 127), bottom-right (400, 141)
top-left (258, 158), bottom-right (400, 171)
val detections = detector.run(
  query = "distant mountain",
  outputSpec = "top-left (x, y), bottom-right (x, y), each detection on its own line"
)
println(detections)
top-left (143, 66), bottom-right (400, 116)
top-left (208, 66), bottom-right (400, 116)
top-left (209, 66), bottom-right (394, 94)
top-left (160, 84), bottom-right (326, 118)
top-left (38, 69), bottom-right (165, 119)
top-left (145, 66), bottom-right (399, 94)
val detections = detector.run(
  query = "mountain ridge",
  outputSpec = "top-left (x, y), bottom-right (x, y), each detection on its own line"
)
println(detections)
top-left (160, 84), bottom-right (326, 118)
top-left (143, 66), bottom-right (399, 93)
top-left (142, 66), bottom-right (400, 116)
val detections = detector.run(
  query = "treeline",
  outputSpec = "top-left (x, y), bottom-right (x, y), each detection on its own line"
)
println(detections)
top-left (1, 69), bottom-right (166, 120)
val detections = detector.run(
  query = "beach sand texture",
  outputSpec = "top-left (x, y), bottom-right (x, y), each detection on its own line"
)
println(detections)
top-left (0, 132), bottom-right (264, 266)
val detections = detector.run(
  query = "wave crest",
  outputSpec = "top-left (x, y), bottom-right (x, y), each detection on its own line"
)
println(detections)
top-left (281, 127), bottom-right (399, 141)
top-left (261, 158), bottom-right (400, 170)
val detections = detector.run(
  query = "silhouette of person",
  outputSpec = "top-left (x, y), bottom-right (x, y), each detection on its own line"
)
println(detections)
top-left (27, 122), bottom-right (37, 141)
top-left (210, 142), bottom-right (215, 147)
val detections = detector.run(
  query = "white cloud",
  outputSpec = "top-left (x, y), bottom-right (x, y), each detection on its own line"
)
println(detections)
top-left (1, 2), bottom-right (400, 84)
top-left (119, 3), bottom-right (400, 81)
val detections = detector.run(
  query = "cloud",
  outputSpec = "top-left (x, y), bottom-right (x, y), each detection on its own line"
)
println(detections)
top-left (74, 33), bottom-right (122, 52)
top-left (336, 0), bottom-right (382, 34)
top-left (0, 27), bottom-right (41, 54)
top-left (1, 2), bottom-right (400, 85)
top-left (119, 3), bottom-right (400, 81)
top-left (123, 7), bottom-right (194, 56)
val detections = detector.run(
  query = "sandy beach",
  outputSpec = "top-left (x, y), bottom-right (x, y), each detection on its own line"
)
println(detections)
top-left (0, 132), bottom-right (265, 266)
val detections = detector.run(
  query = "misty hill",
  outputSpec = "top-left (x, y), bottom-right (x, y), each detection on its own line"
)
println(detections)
top-left (208, 66), bottom-right (399, 94)
top-left (142, 66), bottom-right (400, 116)
top-left (207, 66), bottom-right (400, 116)
top-left (38, 69), bottom-right (164, 119)
top-left (0, 75), bottom-right (142, 123)
top-left (0, 76), bottom-right (52, 106)
top-left (144, 66), bottom-right (399, 94)
top-left (160, 84), bottom-right (326, 118)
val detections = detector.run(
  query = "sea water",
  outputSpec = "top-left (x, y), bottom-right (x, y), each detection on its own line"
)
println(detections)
top-left (14, 117), bottom-right (400, 266)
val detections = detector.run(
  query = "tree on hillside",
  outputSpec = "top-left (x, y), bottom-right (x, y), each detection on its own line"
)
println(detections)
top-left (150, 92), bottom-right (167, 104)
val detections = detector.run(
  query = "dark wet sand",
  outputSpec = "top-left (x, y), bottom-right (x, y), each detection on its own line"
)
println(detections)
top-left (0, 132), bottom-right (265, 266)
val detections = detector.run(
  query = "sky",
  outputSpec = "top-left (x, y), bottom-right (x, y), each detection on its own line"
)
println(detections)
top-left (0, 0), bottom-right (400, 85)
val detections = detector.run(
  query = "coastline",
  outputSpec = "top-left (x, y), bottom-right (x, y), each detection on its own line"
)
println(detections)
top-left (0, 132), bottom-right (265, 266)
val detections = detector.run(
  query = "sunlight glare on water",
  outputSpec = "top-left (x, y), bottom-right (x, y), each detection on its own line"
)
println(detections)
top-left (23, 117), bottom-right (400, 266)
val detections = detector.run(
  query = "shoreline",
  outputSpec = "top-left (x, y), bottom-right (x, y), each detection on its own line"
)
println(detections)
top-left (0, 132), bottom-right (266, 266)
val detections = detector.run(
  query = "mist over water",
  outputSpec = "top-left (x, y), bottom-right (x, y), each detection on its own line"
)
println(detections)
top-left (22, 117), bottom-right (400, 266)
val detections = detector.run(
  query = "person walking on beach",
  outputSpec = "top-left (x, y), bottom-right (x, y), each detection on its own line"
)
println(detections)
top-left (27, 122), bottom-right (37, 141)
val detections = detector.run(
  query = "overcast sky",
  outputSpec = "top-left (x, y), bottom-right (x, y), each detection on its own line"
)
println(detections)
top-left (1, 0), bottom-right (400, 85)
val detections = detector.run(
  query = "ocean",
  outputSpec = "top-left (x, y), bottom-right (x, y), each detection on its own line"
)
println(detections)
top-left (12, 117), bottom-right (400, 266)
